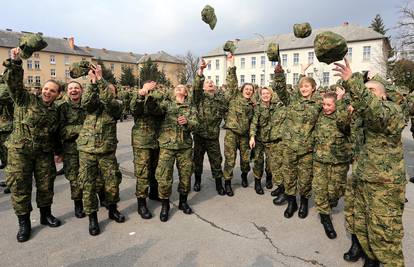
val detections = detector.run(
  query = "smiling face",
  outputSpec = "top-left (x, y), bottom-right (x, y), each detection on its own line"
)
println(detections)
top-left (67, 82), bottom-right (83, 102)
top-left (322, 97), bottom-right (336, 115)
top-left (175, 84), bottom-right (188, 97)
top-left (260, 88), bottom-right (272, 103)
top-left (299, 81), bottom-right (315, 99)
top-left (203, 79), bottom-right (216, 93)
top-left (41, 81), bottom-right (60, 105)
top-left (242, 84), bottom-right (254, 99)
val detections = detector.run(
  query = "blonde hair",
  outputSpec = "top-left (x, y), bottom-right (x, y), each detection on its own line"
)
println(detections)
top-left (259, 87), bottom-right (274, 96)
top-left (299, 76), bottom-right (317, 89)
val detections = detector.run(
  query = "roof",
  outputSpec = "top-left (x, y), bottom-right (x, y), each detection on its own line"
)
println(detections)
top-left (137, 51), bottom-right (185, 64)
top-left (81, 47), bottom-right (142, 64)
top-left (204, 23), bottom-right (386, 57)
top-left (0, 29), bottom-right (91, 57)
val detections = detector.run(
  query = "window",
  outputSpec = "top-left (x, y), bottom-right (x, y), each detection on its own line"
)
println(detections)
top-left (323, 72), bottom-right (330, 85)
top-left (27, 60), bottom-right (33, 70)
top-left (215, 59), bottom-right (220, 70)
top-left (363, 46), bottom-right (371, 61)
top-left (308, 52), bottom-right (314, 64)
top-left (33, 53), bottom-right (39, 58)
top-left (207, 76), bottom-right (211, 80)
top-left (215, 75), bottom-right (219, 85)
top-left (271, 61), bottom-right (276, 67)
top-left (50, 69), bottom-right (56, 77)
top-left (260, 74), bottom-right (265, 86)
top-left (347, 47), bottom-right (353, 61)
top-left (65, 70), bottom-right (70, 78)
top-left (293, 53), bottom-right (299, 65)
top-left (251, 74), bottom-right (256, 84)
top-left (35, 76), bottom-right (41, 84)
top-left (293, 73), bottom-right (299, 85)
top-left (50, 55), bottom-right (55, 64)
top-left (307, 72), bottom-right (313, 78)
top-left (260, 56), bottom-right (265, 68)
top-left (282, 54), bottom-right (287, 66)
top-left (64, 55), bottom-right (69, 65)
top-left (240, 75), bottom-right (245, 84)
top-left (27, 76), bottom-right (33, 84)
top-left (240, 58), bottom-right (245, 69)
top-left (34, 61), bottom-right (40, 70)
top-left (207, 62), bottom-right (211, 70)
top-left (251, 57), bottom-right (256, 69)
top-left (110, 63), bottom-right (115, 71)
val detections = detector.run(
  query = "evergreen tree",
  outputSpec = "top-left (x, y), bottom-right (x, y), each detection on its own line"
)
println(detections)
top-left (96, 58), bottom-right (117, 84)
top-left (120, 65), bottom-right (136, 87)
top-left (369, 14), bottom-right (388, 35)
top-left (139, 59), bottom-right (172, 86)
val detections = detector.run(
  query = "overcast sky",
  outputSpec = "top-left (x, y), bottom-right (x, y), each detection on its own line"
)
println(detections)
top-left (0, 0), bottom-right (409, 57)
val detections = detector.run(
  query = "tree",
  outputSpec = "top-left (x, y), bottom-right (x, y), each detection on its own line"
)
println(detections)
top-left (369, 14), bottom-right (388, 35)
top-left (138, 58), bottom-right (172, 87)
top-left (397, 3), bottom-right (414, 49)
top-left (391, 59), bottom-right (414, 90)
top-left (176, 51), bottom-right (200, 84)
top-left (119, 65), bottom-right (136, 87)
top-left (96, 58), bottom-right (117, 84)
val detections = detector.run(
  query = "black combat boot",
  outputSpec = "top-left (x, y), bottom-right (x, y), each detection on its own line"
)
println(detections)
top-left (159, 199), bottom-right (170, 222)
top-left (88, 212), bottom-right (100, 236)
top-left (298, 196), bottom-right (309, 219)
top-left (56, 167), bottom-right (65, 176)
top-left (193, 174), bottom-right (201, 192)
top-left (74, 200), bottom-right (86, 218)
top-left (108, 204), bottom-right (125, 223)
top-left (284, 195), bottom-right (298, 218)
top-left (343, 234), bottom-right (363, 262)
top-left (320, 214), bottom-right (337, 239)
top-left (178, 194), bottom-right (192, 214)
top-left (271, 184), bottom-right (284, 197)
top-left (241, 172), bottom-right (248, 187)
top-left (16, 214), bottom-right (31, 242)
top-left (363, 256), bottom-right (380, 267)
top-left (97, 191), bottom-right (107, 208)
top-left (273, 192), bottom-right (288, 206)
top-left (254, 179), bottom-right (264, 195)
top-left (40, 206), bottom-right (61, 227)
top-left (137, 198), bottom-right (152, 219)
top-left (224, 180), bottom-right (234, 196)
top-left (148, 185), bottom-right (160, 201)
top-left (4, 187), bottom-right (11, 194)
top-left (265, 172), bottom-right (273, 189)
top-left (215, 178), bottom-right (225, 195)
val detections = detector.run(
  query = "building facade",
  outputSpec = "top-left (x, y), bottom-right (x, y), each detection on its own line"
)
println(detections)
top-left (203, 23), bottom-right (391, 87)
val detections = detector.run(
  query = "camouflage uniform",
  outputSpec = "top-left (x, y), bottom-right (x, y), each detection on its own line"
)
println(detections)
top-left (223, 67), bottom-right (255, 181)
top-left (2, 59), bottom-right (60, 215)
top-left (0, 82), bottom-right (14, 167)
top-left (344, 73), bottom-right (406, 266)
top-left (155, 97), bottom-right (198, 199)
top-left (273, 72), bottom-right (321, 198)
top-left (130, 89), bottom-right (164, 198)
top-left (77, 79), bottom-right (123, 215)
top-left (312, 100), bottom-right (351, 215)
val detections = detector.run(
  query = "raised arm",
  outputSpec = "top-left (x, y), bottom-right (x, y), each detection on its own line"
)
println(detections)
top-left (192, 58), bottom-right (206, 106)
top-left (271, 64), bottom-right (290, 106)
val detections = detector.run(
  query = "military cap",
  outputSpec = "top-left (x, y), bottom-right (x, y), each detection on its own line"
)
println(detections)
top-left (69, 60), bottom-right (91, 79)
top-left (201, 5), bottom-right (217, 30)
top-left (19, 33), bottom-right (48, 59)
top-left (314, 31), bottom-right (348, 64)
top-left (266, 42), bottom-right (280, 62)
top-left (293, 23), bottom-right (312, 38)
top-left (223, 40), bottom-right (237, 54)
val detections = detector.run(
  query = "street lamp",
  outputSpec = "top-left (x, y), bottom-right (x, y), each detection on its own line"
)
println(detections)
top-left (254, 33), bottom-right (266, 86)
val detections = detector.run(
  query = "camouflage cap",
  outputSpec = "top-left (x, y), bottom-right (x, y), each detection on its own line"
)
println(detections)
top-left (69, 60), bottom-right (91, 79)
top-left (223, 40), bottom-right (237, 54)
top-left (314, 31), bottom-right (348, 64)
top-left (266, 42), bottom-right (280, 62)
top-left (293, 23), bottom-right (312, 38)
top-left (19, 33), bottom-right (48, 59)
top-left (201, 5), bottom-right (217, 30)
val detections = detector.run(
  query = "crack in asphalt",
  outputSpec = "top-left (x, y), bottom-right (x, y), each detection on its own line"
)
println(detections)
top-left (251, 222), bottom-right (327, 267)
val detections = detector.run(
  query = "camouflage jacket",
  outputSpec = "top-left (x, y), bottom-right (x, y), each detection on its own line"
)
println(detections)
top-left (313, 100), bottom-right (352, 164)
top-left (77, 79), bottom-right (122, 154)
top-left (249, 100), bottom-right (285, 143)
top-left (223, 67), bottom-right (255, 136)
top-left (0, 83), bottom-right (14, 132)
top-left (344, 73), bottom-right (406, 184)
top-left (58, 99), bottom-right (86, 154)
top-left (156, 97), bottom-right (198, 150)
top-left (130, 90), bottom-right (164, 149)
top-left (2, 58), bottom-right (60, 153)
top-left (273, 72), bottom-right (322, 155)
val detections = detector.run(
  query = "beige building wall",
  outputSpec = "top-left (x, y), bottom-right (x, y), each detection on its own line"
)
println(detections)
top-left (92, 59), bottom-right (139, 81)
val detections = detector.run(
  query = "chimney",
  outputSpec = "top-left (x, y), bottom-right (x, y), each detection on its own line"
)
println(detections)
top-left (102, 48), bottom-right (107, 53)
top-left (343, 22), bottom-right (349, 26)
top-left (6, 28), bottom-right (12, 32)
top-left (85, 46), bottom-right (91, 51)
top-left (69, 37), bottom-right (75, 49)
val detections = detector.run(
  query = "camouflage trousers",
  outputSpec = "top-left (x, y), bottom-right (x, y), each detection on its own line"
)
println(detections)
top-left (0, 131), bottom-right (11, 166)
top-left (133, 147), bottom-right (159, 198)
top-left (344, 163), bottom-right (358, 234)
top-left (79, 151), bottom-right (122, 215)
top-left (282, 148), bottom-right (313, 198)
top-left (354, 180), bottom-right (405, 266)
top-left (193, 134), bottom-right (223, 180)
top-left (63, 146), bottom-right (82, 201)
top-left (156, 148), bottom-right (192, 199)
top-left (223, 130), bottom-right (250, 181)
top-left (269, 141), bottom-right (284, 187)
top-left (312, 161), bottom-right (349, 215)
top-left (6, 148), bottom-right (56, 216)
top-left (251, 140), bottom-right (271, 180)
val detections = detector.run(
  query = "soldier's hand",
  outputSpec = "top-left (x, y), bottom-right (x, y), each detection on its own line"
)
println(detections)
top-left (333, 58), bottom-right (352, 81)
top-left (226, 53), bottom-right (235, 67)
top-left (143, 81), bottom-right (157, 91)
top-left (10, 47), bottom-right (21, 60)
top-left (177, 115), bottom-right (187, 125)
top-left (200, 58), bottom-right (207, 70)
top-left (275, 63), bottom-right (284, 74)
top-left (94, 65), bottom-right (103, 80)
top-left (336, 86), bottom-right (346, 100)
top-left (348, 105), bottom-right (354, 114)
top-left (249, 137), bottom-right (255, 149)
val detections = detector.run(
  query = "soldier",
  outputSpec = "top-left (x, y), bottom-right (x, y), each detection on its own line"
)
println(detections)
top-left (334, 58), bottom-right (406, 267)
top-left (58, 81), bottom-right (86, 218)
top-left (3, 47), bottom-right (62, 242)
top-left (153, 84), bottom-right (198, 222)
top-left (222, 54), bottom-right (255, 196)
top-left (272, 63), bottom-right (321, 219)
top-left (130, 80), bottom-right (163, 219)
top-left (312, 89), bottom-right (351, 239)
top-left (192, 58), bottom-right (227, 195)
top-left (77, 65), bottom-right (125, 236)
